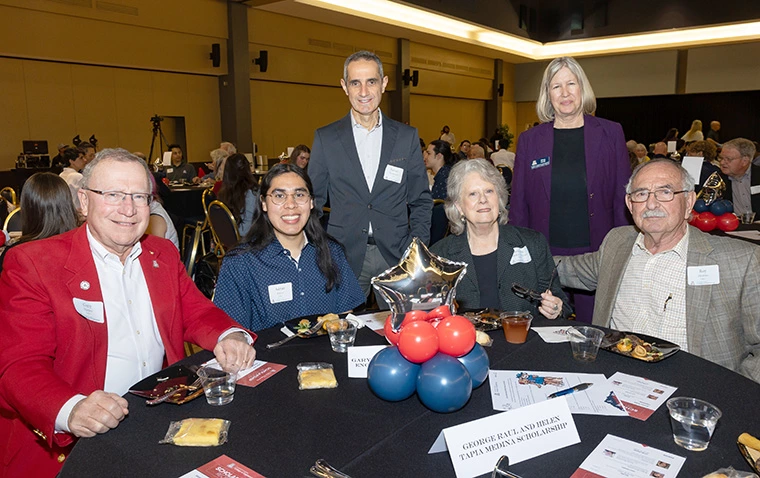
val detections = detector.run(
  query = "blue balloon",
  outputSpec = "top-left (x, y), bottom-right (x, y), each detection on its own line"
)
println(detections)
top-left (722, 199), bottom-right (734, 213)
top-left (457, 343), bottom-right (490, 388)
top-left (416, 353), bottom-right (472, 413)
top-left (367, 346), bottom-right (420, 402)
top-left (693, 199), bottom-right (708, 213)
top-left (710, 199), bottom-right (727, 216)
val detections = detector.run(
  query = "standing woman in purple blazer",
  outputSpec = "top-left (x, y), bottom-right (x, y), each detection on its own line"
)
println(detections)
top-left (509, 56), bottom-right (631, 322)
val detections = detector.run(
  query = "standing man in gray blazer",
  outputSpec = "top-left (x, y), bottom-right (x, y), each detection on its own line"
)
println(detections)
top-left (556, 159), bottom-right (760, 383)
top-left (309, 51), bottom-right (432, 301)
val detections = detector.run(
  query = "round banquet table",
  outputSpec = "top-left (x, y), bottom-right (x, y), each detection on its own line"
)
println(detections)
top-left (59, 317), bottom-right (760, 477)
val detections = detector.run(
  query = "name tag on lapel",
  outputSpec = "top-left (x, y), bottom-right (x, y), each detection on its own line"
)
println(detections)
top-left (531, 156), bottom-right (550, 170)
top-left (383, 164), bottom-right (404, 184)
top-left (687, 265), bottom-right (720, 286)
top-left (751, 185), bottom-right (760, 195)
top-left (269, 282), bottom-right (293, 304)
top-left (73, 298), bottom-right (104, 323)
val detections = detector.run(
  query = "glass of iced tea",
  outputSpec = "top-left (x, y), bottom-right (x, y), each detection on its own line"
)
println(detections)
top-left (500, 311), bottom-right (533, 344)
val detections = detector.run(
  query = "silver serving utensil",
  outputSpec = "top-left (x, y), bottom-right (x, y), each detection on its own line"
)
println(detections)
top-left (310, 459), bottom-right (353, 478)
top-left (146, 376), bottom-right (202, 405)
top-left (267, 320), bottom-right (325, 349)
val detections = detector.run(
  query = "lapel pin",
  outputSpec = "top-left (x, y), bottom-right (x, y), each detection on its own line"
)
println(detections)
top-left (80, 281), bottom-right (90, 290)
top-left (153, 260), bottom-right (159, 268)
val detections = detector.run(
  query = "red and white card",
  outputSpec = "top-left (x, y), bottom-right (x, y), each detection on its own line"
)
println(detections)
top-left (179, 454), bottom-right (266, 478)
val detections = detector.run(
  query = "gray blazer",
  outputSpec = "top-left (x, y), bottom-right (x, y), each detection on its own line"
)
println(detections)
top-left (310, 112), bottom-right (432, 276)
top-left (430, 224), bottom-right (570, 319)
top-left (557, 225), bottom-right (760, 383)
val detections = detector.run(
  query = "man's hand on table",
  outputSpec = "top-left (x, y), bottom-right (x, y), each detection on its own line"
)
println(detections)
top-left (68, 391), bottom-right (129, 438)
top-left (214, 332), bottom-right (257, 372)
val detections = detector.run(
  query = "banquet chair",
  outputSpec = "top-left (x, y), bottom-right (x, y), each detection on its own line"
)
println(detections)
top-left (181, 187), bottom-right (214, 258)
top-left (207, 200), bottom-right (240, 256)
top-left (3, 207), bottom-right (21, 233)
top-left (1, 187), bottom-right (18, 208)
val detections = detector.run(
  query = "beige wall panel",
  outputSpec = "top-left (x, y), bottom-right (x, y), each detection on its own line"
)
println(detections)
top-left (515, 101), bottom-right (539, 148)
top-left (71, 65), bottom-right (119, 150)
top-left (114, 69), bottom-right (155, 154)
top-left (686, 43), bottom-right (760, 93)
top-left (0, 4), bottom-right (227, 75)
top-left (410, 42), bottom-right (493, 80)
top-left (413, 69), bottom-right (492, 100)
top-left (410, 95), bottom-right (486, 148)
top-left (0, 58), bottom-right (29, 168)
top-left (185, 75), bottom-right (222, 162)
top-left (500, 101), bottom-right (517, 150)
top-left (23, 61), bottom-right (77, 150)
top-left (151, 72), bottom-right (191, 119)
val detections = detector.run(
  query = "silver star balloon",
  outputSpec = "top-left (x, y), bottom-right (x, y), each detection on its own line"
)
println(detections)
top-left (371, 237), bottom-right (467, 332)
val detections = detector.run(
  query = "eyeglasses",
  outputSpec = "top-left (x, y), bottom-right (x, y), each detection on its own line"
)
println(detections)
top-left (512, 261), bottom-right (560, 302)
top-left (266, 191), bottom-right (311, 205)
top-left (718, 154), bottom-right (742, 162)
top-left (84, 188), bottom-right (152, 206)
top-left (628, 189), bottom-right (687, 203)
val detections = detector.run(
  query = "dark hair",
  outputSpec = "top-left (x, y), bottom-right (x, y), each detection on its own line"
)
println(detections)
top-left (167, 143), bottom-right (181, 151)
top-left (17, 173), bottom-right (78, 246)
top-left (218, 153), bottom-right (259, 225)
top-left (62, 147), bottom-right (82, 167)
top-left (231, 163), bottom-right (342, 292)
top-left (663, 128), bottom-right (679, 142)
top-left (289, 145), bottom-right (311, 164)
top-left (429, 140), bottom-right (456, 166)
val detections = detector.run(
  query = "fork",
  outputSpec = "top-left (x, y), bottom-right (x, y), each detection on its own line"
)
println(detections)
top-left (266, 320), bottom-right (324, 349)
top-left (146, 369), bottom-right (202, 406)
top-left (310, 459), bottom-right (353, 478)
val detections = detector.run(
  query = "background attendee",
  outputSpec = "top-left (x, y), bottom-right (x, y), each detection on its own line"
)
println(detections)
top-left (719, 138), bottom-right (760, 215)
top-left (214, 163), bottom-right (365, 331)
top-left (0, 172), bottom-right (78, 272)
top-left (684, 140), bottom-right (719, 193)
top-left (431, 159), bottom-right (568, 318)
top-left (457, 140), bottom-right (471, 160)
top-left (309, 50), bottom-right (431, 304)
top-left (164, 143), bottom-right (195, 182)
top-left (467, 143), bottom-right (486, 160)
top-left (681, 119), bottom-right (704, 143)
top-left (707, 120), bottom-right (722, 145)
top-left (652, 142), bottom-right (669, 159)
top-left (440, 125), bottom-right (455, 146)
top-left (220, 141), bottom-right (237, 155)
top-left (205, 147), bottom-right (230, 181)
top-left (289, 144), bottom-right (311, 170)
top-left (59, 147), bottom-right (85, 210)
top-left (77, 141), bottom-right (96, 165)
top-left (146, 174), bottom-right (179, 250)
top-left (634, 143), bottom-right (650, 165)
top-left (556, 159), bottom-right (760, 383)
top-left (218, 153), bottom-right (260, 237)
top-left (510, 56), bottom-right (630, 323)
top-left (491, 142), bottom-right (515, 170)
top-left (51, 143), bottom-right (68, 169)
top-left (424, 140), bottom-right (456, 200)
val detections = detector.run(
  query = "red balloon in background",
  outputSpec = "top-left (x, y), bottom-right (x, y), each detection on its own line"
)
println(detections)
top-left (383, 315), bottom-right (401, 345)
top-left (403, 310), bottom-right (429, 325)
top-left (716, 212), bottom-right (739, 232)
top-left (426, 305), bottom-right (453, 321)
top-left (398, 320), bottom-right (439, 363)
top-left (688, 209), bottom-right (699, 225)
top-left (436, 315), bottom-right (477, 357)
top-left (693, 211), bottom-right (717, 232)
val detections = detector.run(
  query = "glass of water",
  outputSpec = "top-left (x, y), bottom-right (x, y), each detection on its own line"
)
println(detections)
top-left (326, 318), bottom-right (359, 353)
top-left (666, 397), bottom-right (722, 451)
top-left (197, 365), bottom-right (237, 406)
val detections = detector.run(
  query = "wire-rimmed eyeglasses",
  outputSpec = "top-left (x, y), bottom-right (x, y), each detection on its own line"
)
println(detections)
top-left (266, 191), bottom-right (311, 205)
top-left (84, 188), bottom-right (152, 206)
top-left (627, 188), bottom-right (687, 203)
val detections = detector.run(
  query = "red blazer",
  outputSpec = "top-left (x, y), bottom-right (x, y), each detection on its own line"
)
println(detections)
top-left (0, 226), bottom-right (255, 477)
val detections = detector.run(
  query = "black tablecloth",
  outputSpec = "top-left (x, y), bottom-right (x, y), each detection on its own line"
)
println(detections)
top-left (709, 223), bottom-right (760, 245)
top-left (60, 319), bottom-right (760, 478)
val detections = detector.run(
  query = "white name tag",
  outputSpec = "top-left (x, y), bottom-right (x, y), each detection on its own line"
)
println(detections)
top-left (73, 298), bottom-right (104, 323)
top-left (687, 265), bottom-right (720, 286)
top-left (268, 282), bottom-right (293, 304)
top-left (510, 246), bottom-right (532, 265)
top-left (166, 167), bottom-right (174, 174)
top-left (383, 164), bottom-right (404, 184)
top-left (751, 185), bottom-right (760, 195)
top-left (347, 345), bottom-right (387, 378)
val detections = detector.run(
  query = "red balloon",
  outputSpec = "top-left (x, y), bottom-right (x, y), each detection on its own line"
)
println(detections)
top-left (688, 209), bottom-right (699, 225)
top-left (426, 305), bottom-right (453, 321)
top-left (693, 211), bottom-right (717, 232)
top-left (398, 321), bottom-right (439, 363)
top-left (716, 212), bottom-right (739, 232)
top-left (436, 315), bottom-right (477, 357)
top-left (403, 310), bottom-right (429, 325)
top-left (383, 315), bottom-right (401, 345)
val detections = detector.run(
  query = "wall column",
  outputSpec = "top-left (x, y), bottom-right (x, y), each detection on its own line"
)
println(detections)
top-left (219, 1), bottom-right (253, 153)
top-left (486, 59), bottom-right (504, 139)
top-left (392, 38), bottom-right (411, 124)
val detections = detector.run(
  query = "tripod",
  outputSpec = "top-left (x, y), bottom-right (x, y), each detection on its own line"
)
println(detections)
top-left (148, 115), bottom-right (170, 170)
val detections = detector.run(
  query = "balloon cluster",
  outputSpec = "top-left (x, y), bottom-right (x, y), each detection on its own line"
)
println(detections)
top-left (690, 199), bottom-right (738, 232)
top-left (367, 307), bottom-right (489, 413)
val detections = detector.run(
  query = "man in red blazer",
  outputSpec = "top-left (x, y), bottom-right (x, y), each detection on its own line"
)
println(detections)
top-left (0, 148), bottom-right (256, 477)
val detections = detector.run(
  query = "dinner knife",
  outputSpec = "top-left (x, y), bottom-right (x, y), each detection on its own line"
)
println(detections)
top-left (547, 382), bottom-right (593, 399)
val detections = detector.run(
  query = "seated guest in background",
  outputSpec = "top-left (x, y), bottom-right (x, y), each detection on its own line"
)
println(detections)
top-left (145, 174), bottom-right (179, 250)
top-left (164, 143), bottom-right (195, 182)
top-left (440, 125), bottom-right (455, 146)
top-left (556, 159), bottom-right (760, 383)
top-left (479, 137), bottom-right (494, 155)
top-left (491, 143), bottom-right (515, 170)
top-left (0, 172), bottom-right (78, 273)
top-left (214, 163), bottom-right (365, 331)
top-left (684, 140), bottom-right (719, 194)
top-left (634, 143), bottom-right (650, 165)
top-left (457, 140), bottom-right (471, 160)
top-left (288, 144), bottom-right (311, 171)
top-left (652, 142), bottom-right (669, 159)
top-left (218, 153), bottom-right (260, 238)
top-left (77, 141), bottom-right (96, 165)
top-left (467, 143), bottom-right (486, 160)
top-left (51, 143), bottom-right (68, 170)
top-left (719, 138), bottom-right (760, 215)
top-left (0, 148), bottom-right (256, 476)
top-left (681, 119), bottom-right (704, 143)
top-left (220, 141), bottom-right (237, 155)
top-left (59, 147), bottom-right (85, 209)
top-left (424, 140), bottom-right (456, 200)
top-left (431, 159), bottom-right (569, 319)
top-left (706, 120), bottom-right (721, 145)
top-left (205, 147), bottom-right (229, 181)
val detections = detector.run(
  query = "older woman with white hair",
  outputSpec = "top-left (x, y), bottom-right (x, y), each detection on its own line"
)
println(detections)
top-left (431, 159), bottom-right (569, 319)
top-left (509, 56), bottom-right (630, 322)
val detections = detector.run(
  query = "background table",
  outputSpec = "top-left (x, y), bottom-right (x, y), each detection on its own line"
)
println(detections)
top-left (60, 318), bottom-right (760, 477)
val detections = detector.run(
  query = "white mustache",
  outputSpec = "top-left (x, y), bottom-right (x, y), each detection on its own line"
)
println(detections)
top-left (642, 210), bottom-right (667, 218)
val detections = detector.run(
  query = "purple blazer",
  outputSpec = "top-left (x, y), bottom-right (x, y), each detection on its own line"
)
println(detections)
top-left (509, 114), bottom-right (631, 254)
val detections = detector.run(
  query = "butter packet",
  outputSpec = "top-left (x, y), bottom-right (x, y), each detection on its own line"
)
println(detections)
top-left (160, 418), bottom-right (230, 447)
top-left (297, 362), bottom-right (338, 390)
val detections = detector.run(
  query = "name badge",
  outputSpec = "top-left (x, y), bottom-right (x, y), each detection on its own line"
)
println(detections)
top-left (73, 298), bottom-right (104, 323)
top-left (531, 156), bottom-right (550, 169)
top-left (166, 167), bottom-right (174, 173)
top-left (751, 185), bottom-right (760, 195)
top-left (268, 282), bottom-right (293, 304)
top-left (510, 246), bottom-right (532, 265)
top-left (687, 265), bottom-right (720, 286)
top-left (383, 164), bottom-right (404, 184)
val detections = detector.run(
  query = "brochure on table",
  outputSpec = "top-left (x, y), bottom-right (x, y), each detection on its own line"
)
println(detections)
top-left (429, 398), bottom-right (580, 478)
top-left (349, 311), bottom-right (387, 334)
top-left (202, 359), bottom-right (285, 388)
top-left (179, 454), bottom-right (266, 478)
top-left (571, 434), bottom-right (685, 478)
top-left (608, 372), bottom-right (677, 421)
top-left (532, 326), bottom-right (581, 343)
top-left (489, 370), bottom-right (628, 417)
